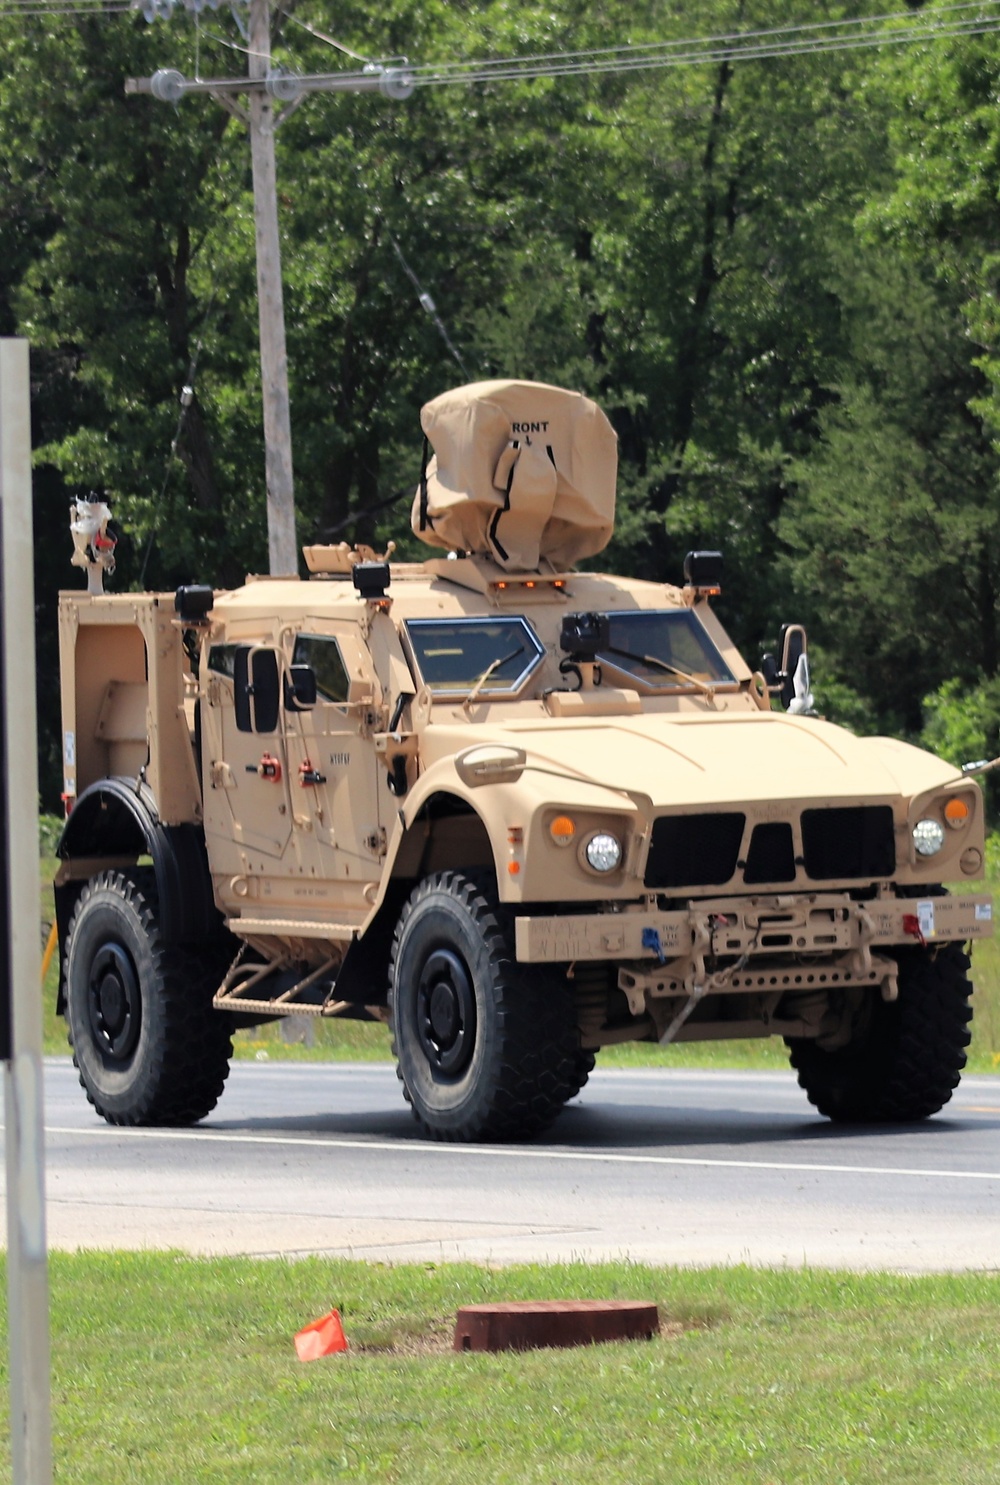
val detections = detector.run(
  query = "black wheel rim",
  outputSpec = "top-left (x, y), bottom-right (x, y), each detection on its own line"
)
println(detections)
top-left (87, 942), bottom-right (141, 1060)
top-left (416, 947), bottom-right (476, 1076)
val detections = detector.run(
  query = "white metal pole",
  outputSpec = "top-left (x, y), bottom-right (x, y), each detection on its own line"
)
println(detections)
top-left (0, 338), bottom-right (53, 1484)
top-left (248, 0), bottom-right (298, 575)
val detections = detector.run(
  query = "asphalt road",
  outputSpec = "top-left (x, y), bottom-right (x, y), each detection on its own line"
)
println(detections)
top-left (12, 1058), bottom-right (1000, 1271)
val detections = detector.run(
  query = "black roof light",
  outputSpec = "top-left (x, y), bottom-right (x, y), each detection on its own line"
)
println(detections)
top-left (174, 584), bottom-right (214, 623)
top-left (683, 550), bottom-right (723, 597)
top-left (352, 561), bottom-right (391, 600)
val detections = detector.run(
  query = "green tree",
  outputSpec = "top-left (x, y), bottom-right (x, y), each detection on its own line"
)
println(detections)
top-left (1, 0), bottom-right (965, 802)
top-left (781, 14), bottom-right (1000, 736)
top-left (577, 3), bottom-right (894, 654)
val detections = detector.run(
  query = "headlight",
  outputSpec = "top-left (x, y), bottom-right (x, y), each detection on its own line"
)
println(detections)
top-left (584, 832), bottom-right (623, 873)
top-left (912, 818), bottom-right (946, 857)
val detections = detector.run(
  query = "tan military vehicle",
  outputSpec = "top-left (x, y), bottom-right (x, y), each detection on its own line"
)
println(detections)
top-left (55, 380), bottom-right (994, 1141)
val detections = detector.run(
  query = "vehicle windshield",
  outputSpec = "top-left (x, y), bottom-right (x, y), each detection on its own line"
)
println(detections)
top-left (598, 610), bottom-right (735, 688)
top-left (405, 617), bottom-right (544, 696)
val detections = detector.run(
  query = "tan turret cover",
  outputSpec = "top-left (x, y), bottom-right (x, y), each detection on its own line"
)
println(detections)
top-left (411, 380), bottom-right (617, 571)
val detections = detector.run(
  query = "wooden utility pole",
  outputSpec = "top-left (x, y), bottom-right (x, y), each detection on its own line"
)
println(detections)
top-left (1, 338), bottom-right (53, 1485)
top-left (248, 0), bottom-right (297, 575)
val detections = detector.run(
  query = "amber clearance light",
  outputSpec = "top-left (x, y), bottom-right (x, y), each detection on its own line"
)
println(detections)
top-left (944, 797), bottom-right (971, 828)
top-left (549, 815), bottom-right (576, 847)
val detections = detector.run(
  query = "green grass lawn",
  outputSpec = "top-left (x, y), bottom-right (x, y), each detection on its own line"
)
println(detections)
top-left (39, 834), bottom-right (1000, 1074)
top-left (2, 1254), bottom-right (999, 1484)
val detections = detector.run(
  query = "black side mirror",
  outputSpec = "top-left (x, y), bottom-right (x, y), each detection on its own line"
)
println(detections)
top-left (760, 653), bottom-right (780, 689)
top-left (285, 664), bottom-right (317, 712)
top-left (234, 646), bottom-right (281, 734)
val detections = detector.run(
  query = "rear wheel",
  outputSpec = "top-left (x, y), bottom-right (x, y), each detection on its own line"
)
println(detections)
top-left (389, 870), bottom-right (584, 1141)
top-left (64, 869), bottom-right (233, 1125)
top-left (785, 941), bottom-right (972, 1123)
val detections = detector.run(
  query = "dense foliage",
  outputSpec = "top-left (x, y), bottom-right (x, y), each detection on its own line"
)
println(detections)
top-left (4, 0), bottom-right (1000, 805)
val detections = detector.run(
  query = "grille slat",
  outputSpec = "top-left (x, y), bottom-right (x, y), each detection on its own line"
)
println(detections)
top-left (744, 822), bottom-right (796, 884)
top-left (801, 805), bottom-right (896, 880)
top-left (644, 813), bottom-right (745, 889)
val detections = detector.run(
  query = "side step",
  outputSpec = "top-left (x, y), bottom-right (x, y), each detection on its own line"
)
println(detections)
top-left (212, 950), bottom-right (388, 1022)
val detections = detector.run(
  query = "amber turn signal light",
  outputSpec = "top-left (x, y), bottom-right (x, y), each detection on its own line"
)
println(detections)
top-left (549, 815), bottom-right (576, 846)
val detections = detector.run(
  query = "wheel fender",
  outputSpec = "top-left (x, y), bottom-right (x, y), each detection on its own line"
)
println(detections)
top-left (336, 768), bottom-right (496, 1008)
top-left (55, 780), bottom-right (222, 1010)
top-left (380, 760), bottom-right (502, 900)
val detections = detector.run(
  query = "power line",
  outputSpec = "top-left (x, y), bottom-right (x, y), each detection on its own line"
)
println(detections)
top-left (276, 8), bottom-right (372, 65)
top-left (6, 1), bottom-right (1000, 80)
top-left (0, 2), bottom-right (131, 13)
top-left (7, 0), bottom-right (1000, 69)
top-left (410, 0), bottom-right (1000, 75)
top-left (0, 0), bottom-right (131, 8)
top-left (387, 229), bottom-right (471, 379)
top-left (126, 6), bottom-right (1000, 104)
top-left (6, 0), bottom-right (1000, 58)
top-left (400, 7), bottom-right (1000, 89)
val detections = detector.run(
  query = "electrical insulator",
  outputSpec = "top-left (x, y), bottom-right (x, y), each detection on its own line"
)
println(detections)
top-left (378, 67), bottom-right (416, 101)
top-left (151, 68), bottom-right (186, 102)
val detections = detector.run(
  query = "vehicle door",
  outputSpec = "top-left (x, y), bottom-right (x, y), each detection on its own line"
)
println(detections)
top-left (283, 624), bottom-right (385, 887)
top-left (200, 640), bottom-right (293, 882)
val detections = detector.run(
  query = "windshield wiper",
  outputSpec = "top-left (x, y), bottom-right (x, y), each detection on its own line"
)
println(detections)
top-left (462, 644), bottom-right (526, 712)
top-left (606, 644), bottom-right (716, 697)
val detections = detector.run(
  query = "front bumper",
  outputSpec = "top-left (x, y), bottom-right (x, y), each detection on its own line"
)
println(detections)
top-left (515, 890), bottom-right (993, 972)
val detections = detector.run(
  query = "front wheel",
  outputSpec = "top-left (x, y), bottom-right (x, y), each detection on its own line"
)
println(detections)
top-left (64, 868), bottom-right (233, 1125)
top-left (786, 941), bottom-right (973, 1123)
top-left (388, 871), bottom-right (584, 1141)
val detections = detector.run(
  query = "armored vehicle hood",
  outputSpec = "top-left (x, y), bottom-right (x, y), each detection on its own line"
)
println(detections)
top-left (426, 709), bottom-right (958, 811)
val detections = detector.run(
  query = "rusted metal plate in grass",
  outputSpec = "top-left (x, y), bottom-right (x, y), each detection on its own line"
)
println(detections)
top-left (453, 1299), bottom-right (660, 1353)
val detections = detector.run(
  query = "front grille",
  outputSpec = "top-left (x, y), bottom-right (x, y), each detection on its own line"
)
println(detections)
top-left (645, 812), bottom-right (745, 889)
top-left (801, 805), bottom-right (896, 881)
top-left (645, 804), bottom-right (898, 892)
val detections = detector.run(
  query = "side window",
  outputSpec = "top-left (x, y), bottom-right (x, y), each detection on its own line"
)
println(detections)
top-left (292, 633), bottom-right (351, 703)
top-left (207, 644), bottom-right (238, 678)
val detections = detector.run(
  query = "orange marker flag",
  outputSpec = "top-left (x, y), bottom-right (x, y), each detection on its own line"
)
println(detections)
top-left (294, 1308), bottom-right (349, 1362)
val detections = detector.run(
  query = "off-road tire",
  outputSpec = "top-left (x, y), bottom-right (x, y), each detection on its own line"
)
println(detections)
top-left (567, 1049), bottom-right (596, 1099)
top-left (785, 941), bottom-right (973, 1123)
top-left (64, 868), bottom-right (234, 1125)
top-left (388, 870), bottom-right (584, 1141)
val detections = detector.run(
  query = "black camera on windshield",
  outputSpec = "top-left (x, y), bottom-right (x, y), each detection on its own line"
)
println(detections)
top-left (560, 611), bottom-right (610, 662)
